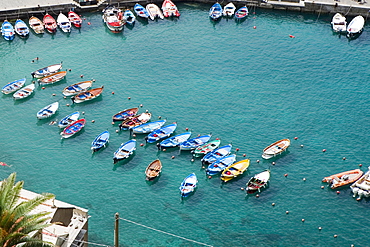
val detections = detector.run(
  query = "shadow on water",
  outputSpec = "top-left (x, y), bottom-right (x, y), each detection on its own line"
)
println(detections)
top-left (13, 93), bottom-right (36, 105)
top-left (136, 17), bottom-right (149, 26)
top-left (112, 153), bottom-right (135, 171)
top-left (91, 143), bottom-right (109, 156)
top-left (60, 127), bottom-right (85, 141)
top-left (36, 113), bottom-right (59, 126)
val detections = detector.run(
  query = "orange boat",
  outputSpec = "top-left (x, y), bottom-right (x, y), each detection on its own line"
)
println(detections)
top-left (322, 169), bottom-right (363, 189)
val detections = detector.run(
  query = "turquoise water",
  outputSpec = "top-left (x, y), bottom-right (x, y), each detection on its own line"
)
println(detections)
top-left (1, 3), bottom-right (370, 246)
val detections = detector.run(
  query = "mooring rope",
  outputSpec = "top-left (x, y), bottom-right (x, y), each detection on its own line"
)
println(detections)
top-left (119, 217), bottom-right (214, 247)
top-left (316, 3), bottom-right (323, 22)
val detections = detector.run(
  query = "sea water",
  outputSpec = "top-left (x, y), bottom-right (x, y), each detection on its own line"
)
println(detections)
top-left (1, 3), bottom-right (370, 246)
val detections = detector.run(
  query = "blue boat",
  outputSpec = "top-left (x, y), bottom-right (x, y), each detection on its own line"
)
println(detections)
top-left (159, 132), bottom-right (191, 149)
top-left (179, 173), bottom-right (197, 197)
top-left (58, 111), bottom-right (80, 128)
top-left (14, 19), bottom-right (29, 37)
top-left (132, 120), bottom-right (166, 134)
top-left (179, 134), bottom-right (212, 151)
top-left (1, 78), bottom-right (26, 95)
top-left (91, 131), bottom-right (110, 152)
top-left (134, 3), bottom-right (150, 19)
top-left (124, 9), bottom-right (136, 25)
top-left (1, 20), bottom-right (15, 41)
top-left (206, 154), bottom-right (236, 176)
top-left (113, 139), bottom-right (136, 164)
top-left (209, 3), bottom-right (222, 21)
top-left (201, 144), bottom-right (232, 165)
top-left (145, 123), bottom-right (177, 143)
top-left (235, 6), bottom-right (249, 20)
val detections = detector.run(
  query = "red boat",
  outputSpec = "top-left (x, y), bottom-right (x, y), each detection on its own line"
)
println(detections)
top-left (162, 0), bottom-right (180, 18)
top-left (43, 14), bottom-right (57, 33)
top-left (60, 119), bottom-right (86, 139)
top-left (68, 11), bottom-right (82, 28)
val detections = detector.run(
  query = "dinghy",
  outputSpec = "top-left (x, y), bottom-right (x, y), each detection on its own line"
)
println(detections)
top-left (58, 111), bottom-right (80, 128)
top-left (201, 144), bottom-right (232, 165)
top-left (91, 131), bottom-right (110, 152)
top-left (2, 78), bottom-right (26, 94)
top-left (145, 123), bottom-right (177, 143)
top-left (37, 102), bottom-right (59, 119)
top-left (262, 139), bottom-right (290, 159)
top-left (162, 0), bottom-right (180, 18)
top-left (245, 170), bottom-right (270, 194)
top-left (209, 2), bottom-right (223, 21)
top-left (351, 167), bottom-right (370, 200)
top-left (331, 13), bottom-right (346, 33)
top-left (159, 132), bottom-right (191, 149)
top-left (112, 108), bottom-right (139, 122)
top-left (29, 16), bottom-right (45, 34)
top-left (1, 20), bottom-right (15, 41)
top-left (57, 13), bottom-right (72, 32)
top-left (13, 83), bottom-right (35, 100)
top-left (14, 19), bottom-right (29, 37)
top-left (62, 80), bottom-right (93, 96)
top-left (145, 159), bottom-right (162, 180)
top-left (38, 71), bottom-right (67, 85)
top-left (206, 154), bottom-right (236, 176)
top-left (134, 3), bottom-right (150, 19)
top-left (131, 120), bottom-right (166, 134)
top-left (124, 9), bottom-right (136, 25)
top-left (235, 6), bottom-right (248, 20)
top-left (179, 173), bottom-right (197, 197)
top-left (31, 63), bottom-right (62, 78)
top-left (113, 139), bottom-right (136, 164)
top-left (323, 169), bottom-right (363, 189)
top-left (179, 134), bottom-right (212, 151)
top-left (60, 119), bottom-right (86, 139)
top-left (347, 15), bottom-right (365, 37)
top-left (68, 11), bottom-right (82, 28)
top-left (192, 139), bottom-right (221, 157)
top-left (222, 2), bottom-right (236, 17)
top-left (146, 3), bottom-right (164, 20)
top-left (221, 159), bottom-right (250, 182)
top-left (43, 14), bottom-right (57, 33)
top-left (119, 112), bottom-right (152, 130)
top-left (72, 86), bottom-right (104, 103)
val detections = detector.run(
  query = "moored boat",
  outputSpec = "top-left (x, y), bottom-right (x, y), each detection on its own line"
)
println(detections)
top-left (72, 86), bottom-right (104, 103)
top-left (29, 16), bottom-right (45, 34)
top-left (31, 63), bottom-right (62, 78)
top-left (201, 144), bottom-right (232, 165)
top-left (146, 3), bottom-right (164, 20)
top-left (179, 173), bottom-right (197, 197)
top-left (112, 107), bottom-right (139, 122)
top-left (322, 169), bottom-right (363, 189)
top-left (68, 11), bottom-right (82, 28)
top-left (209, 2), bottom-right (223, 21)
top-left (222, 2), bottom-right (236, 17)
top-left (57, 13), bottom-right (72, 32)
top-left (1, 20), bottom-right (15, 41)
top-left (245, 170), bottom-right (270, 194)
top-left (145, 159), bottom-right (162, 180)
top-left (235, 6), bottom-right (248, 20)
top-left (331, 13), bottom-right (346, 33)
top-left (162, 0), bottom-right (180, 18)
top-left (159, 132), bottom-right (191, 149)
top-left (13, 83), bottom-right (35, 100)
top-left (113, 139), bottom-right (136, 164)
top-left (60, 119), bottom-right (86, 139)
top-left (91, 130), bottom-right (110, 152)
top-left (38, 71), bottom-right (67, 85)
top-left (347, 15), bottom-right (365, 37)
top-left (206, 154), bottom-right (236, 176)
top-left (2, 78), bottom-right (26, 94)
top-left (132, 120), bottom-right (166, 134)
top-left (43, 14), bottom-right (57, 33)
top-left (134, 3), bottom-right (150, 19)
top-left (261, 139), bottom-right (290, 159)
top-left (62, 80), bottom-right (93, 96)
top-left (58, 111), bottom-right (80, 128)
top-left (124, 9), bottom-right (136, 25)
top-left (192, 139), bottom-right (221, 157)
top-left (36, 102), bottom-right (59, 119)
top-left (102, 6), bottom-right (125, 33)
top-left (145, 123), bottom-right (177, 143)
top-left (351, 167), bottom-right (370, 200)
top-left (14, 19), bottom-right (29, 37)
top-left (119, 112), bottom-right (152, 130)
top-left (179, 134), bottom-right (212, 151)
top-left (221, 159), bottom-right (250, 182)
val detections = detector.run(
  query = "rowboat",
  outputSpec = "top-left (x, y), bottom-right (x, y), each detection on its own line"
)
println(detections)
top-left (38, 71), bottom-right (67, 85)
top-left (222, 2), bottom-right (236, 17)
top-left (43, 14), bottom-right (57, 33)
top-left (113, 139), bottom-right (136, 164)
top-left (145, 123), bottom-right (177, 143)
top-left (261, 139), bottom-right (290, 159)
top-left (102, 6), bottom-right (125, 33)
top-left (72, 86), bottom-right (104, 103)
top-left (206, 154), bottom-right (236, 176)
top-left (62, 80), bottom-right (93, 96)
top-left (221, 159), bottom-right (250, 182)
top-left (124, 9), bottom-right (136, 25)
top-left (29, 16), bottom-right (44, 34)
top-left (1, 20), bottom-right (15, 41)
top-left (58, 111), bottom-right (80, 128)
top-left (91, 130), bottom-right (110, 152)
top-left (245, 170), bottom-right (270, 194)
top-left (322, 169), bottom-right (363, 189)
top-left (57, 13), bottom-right (71, 33)
top-left (119, 112), bottom-right (152, 130)
top-left (14, 19), bottom-right (29, 37)
top-left (2, 78), bottom-right (26, 94)
top-left (159, 132), bottom-right (191, 149)
top-left (60, 119), bottom-right (86, 139)
top-left (192, 139), bottom-right (221, 157)
top-left (347, 15), bottom-right (365, 38)
top-left (351, 167), bottom-right (370, 200)
top-left (134, 3), bottom-right (150, 19)
top-left (112, 108), bottom-right (139, 122)
top-left (146, 3), bottom-right (164, 20)
top-left (36, 102), bottom-right (59, 119)
top-left (209, 3), bottom-right (223, 21)
top-left (145, 159), bottom-right (162, 180)
top-left (179, 173), bottom-right (197, 197)
top-left (31, 63), bottom-right (62, 78)
top-left (201, 144), bottom-right (232, 165)
top-left (68, 11), bottom-right (82, 28)
top-left (235, 6), bottom-right (248, 20)
top-left (162, 0), bottom-right (180, 18)
top-left (131, 120), bottom-right (166, 134)
top-left (331, 13), bottom-right (346, 33)
top-left (13, 83), bottom-right (35, 100)
top-left (179, 134), bottom-right (212, 150)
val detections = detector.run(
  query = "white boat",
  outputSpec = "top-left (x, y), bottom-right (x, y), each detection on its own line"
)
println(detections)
top-left (2, 78), bottom-right (26, 94)
top-left (13, 83), bottom-right (35, 100)
top-left (14, 19), bottom-right (30, 37)
top-left (36, 102), bottom-right (59, 119)
top-left (58, 111), bottom-right (80, 128)
top-left (57, 13), bottom-right (71, 32)
top-left (262, 139), bottom-right (290, 159)
top-left (62, 80), bottom-right (93, 96)
top-left (146, 4), bottom-right (164, 20)
top-left (347, 15), bottom-right (365, 37)
top-left (351, 166), bottom-right (370, 200)
top-left (29, 16), bottom-right (45, 34)
top-left (331, 13), bottom-right (346, 33)
top-left (102, 6), bottom-right (125, 33)
top-left (245, 170), bottom-right (270, 194)
top-left (223, 2), bottom-right (236, 17)
top-left (31, 63), bottom-right (62, 78)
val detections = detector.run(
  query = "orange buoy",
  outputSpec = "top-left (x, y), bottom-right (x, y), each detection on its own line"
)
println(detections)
top-left (140, 104), bottom-right (143, 107)
top-left (321, 186), bottom-right (324, 189)
top-left (42, 87), bottom-right (45, 90)
top-left (318, 227), bottom-right (322, 230)
top-left (243, 154), bottom-right (246, 157)
top-left (336, 191), bottom-right (340, 194)
top-left (322, 149), bottom-right (326, 152)
top-left (158, 116), bottom-right (161, 119)
top-left (171, 156), bottom-right (175, 159)
top-left (289, 35), bottom-right (295, 38)
top-left (286, 211), bottom-right (289, 214)
top-left (343, 157), bottom-right (346, 160)
top-left (256, 160), bottom-right (260, 163)
top-left (256, 194), bottom-right (259, 198)
top-left (112, 92), bottom-right (115, 94)
top-left (80, 75), bottom-right (84, 78)
top-left (240, 187), bottom-right (244, 190)
top-left (303, 178), bottom-right (306, 181)
top-left (185, 128), bottom-right (189, 131)
top-left (140, 143), bottom-right (144, 146)
top-left (52, 93), bottom-right (56, 96)
top-left (302, 219), bottom-right (305, 222)
top-left (301, 145), bottom-right (304, 148)
top-left (116, 129), bottom-right (119, 133)
top-left (272, 162), bottom-right (276, 165)
top-left (91, 120), bottom-right (95, 123)
top-left (236, 148), bottom-right (240, 151)
top-left (272, 203), bottom-right (275, 206)
top-left (294, 137), bottom-right (298, 140)
top-left (191, 159), bottom-right (194, 162)
top-left (253, 26), bottom-right (257, 29)
top-left (87, 22), bottom-right (91, 25)
top-left (284, 174), bottom-right (288, 177)
top-left (334, 235), bottom-right (338, 238)
top-left (128, 97), bottom-right (131, 100)
top-left (208, 176), bottom-right (212, 179)
top-left (132, 134), bottom-right (136, 137)
top-left (63, 96), bottom-right (67, 99)
top-left (163, 149), bottom-right (166, 152)
top-left (112, 122), bottom-right (115, 125)
top-left (359, 164), bottom-right (363, 167)
top-left (66, 104), bottom-right (70, 107)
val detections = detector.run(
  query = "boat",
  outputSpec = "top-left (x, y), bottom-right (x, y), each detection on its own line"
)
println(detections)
top-left (1, 20), bottom-right (15, 41)
top-left (91, 130), bottom-right (110, 152)
top-left (62, 80), bottom-right (93, 96)
top-left (119, 112), bottom-right (152, 130)
top-left (351, 167), bottom-right (370, 200)
top-left (159, 132), bottom-right (191, 149)
top-left (206, 154), bottom-right (236, 176)
top-left (29, 16), bottom-right (45, 34)
top-left (58, 111), bottom-right (80, 128)
top-left (322, 169), bottom-right (363, 189)
top-left (221, 159), bottom-right (250, 182)
top-left (124, 9), bottom-right (136, 25)
top-left (261, 139), bottom-right (290, 159)
top-left (57, 13), bottom-right (72, 32)
top-left (179, 173), bottom-right (197, 197)
top-left (36, 102), bottom-right (59, 119)
top-left (38, 71), bottom-right (67, 85)
top-left (245, 170), bottom-right (270, 194)
top-left (179, 134), bottom-right (212, 151)
top-left (162, 0), bottom-right (180, 18)
top-left (235, 6), bottom-right (248, 20)
top-left (131, 120), bottom-right (166, 134)
top-left (68, 11), bottom-right (82, 28)
top-left (60, 119), bottom-right (86, 139)
top-left (222, 2), bottom-right (236, 17)
top-left (145, 159), bottom-right (162, 180)
top-left (201, 144), bottom-right (232, 165)
top-left (347, 15), bottom-right (365, 37)
top-left (31, 63), bottom-right (62, 78)
top-left (43, 14), bottom-right (57, 33)
top-left (145, 123), bottom-right (177, 143)
top-left (331, 13), bottom-right (346, 33)
top-left (72, 86), bottom-right (104, 103)
top-left (146, 3), bottom-right (164, 20)
top-left (13, 83), bottom-right (35, 100)
top-left (102, 6), bottom-right (125, 33)
top-left (209, 3), bottom-right (223, 21)
top-left (2, 78), bottom-right (26, 94)
top-left (113, 139), bottom-right (136, 164)
top-left (192, 139), bottom-right (221, 158)
top-left (112, 108), bottom-right (139, 122)
top-left (14, 19), bottom-right (29, 37)
top-left (134, 3), bottom-right (150, 19)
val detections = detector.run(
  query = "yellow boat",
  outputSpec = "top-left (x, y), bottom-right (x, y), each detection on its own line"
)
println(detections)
top-left (220, 159), bottom-right (250, 182)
